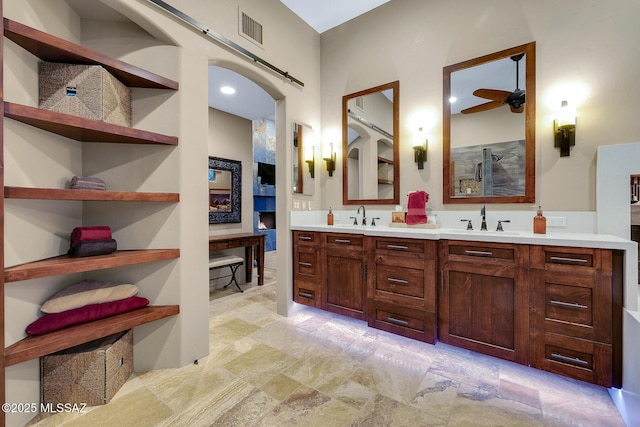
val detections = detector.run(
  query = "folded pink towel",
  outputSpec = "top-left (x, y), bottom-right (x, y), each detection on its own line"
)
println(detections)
top-left (406, 191), bottom-right (429, 225)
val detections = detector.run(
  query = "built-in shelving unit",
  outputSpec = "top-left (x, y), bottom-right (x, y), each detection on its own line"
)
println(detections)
top-left (4, 102), bottom-right (179, 145)
top-left (1, 7), bottom-right (182, 422)
top-left (3, 18), bottom-right (178, 90)
top-left (4, 249), bottom-right (180, 283)
top-left (5, 186), bottom-right (179, 202)
top-left (4, 305), bottom-right (179, 367)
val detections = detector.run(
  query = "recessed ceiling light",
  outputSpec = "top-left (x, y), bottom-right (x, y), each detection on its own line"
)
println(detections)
top-left (449, 96), bottom-right (457, 103)
top-left (220, 86), bottom-right (236, 95)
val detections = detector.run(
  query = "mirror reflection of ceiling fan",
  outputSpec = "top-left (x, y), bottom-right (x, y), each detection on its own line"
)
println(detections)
top-left (461, 53), bottom-right (525, 114)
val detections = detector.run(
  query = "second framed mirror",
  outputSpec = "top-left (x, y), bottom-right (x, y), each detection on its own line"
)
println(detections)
top-left (443, 42), bottom-right (536, 204)
top-left (343, 80), bottom-right (399, 205)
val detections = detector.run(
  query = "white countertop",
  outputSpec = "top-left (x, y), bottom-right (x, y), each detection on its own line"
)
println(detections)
top-left (290, 223), bottom-right (636, 251)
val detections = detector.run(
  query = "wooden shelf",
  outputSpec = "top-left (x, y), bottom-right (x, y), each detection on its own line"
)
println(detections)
top-left (4, 102), bottom-right (178, 145)
top-left (4, 305), bottom-right (179, 366)
top-left (378, 157), bottom-right (393, 164)
top-left (4, 18), bottom-right (178, 90)
top-left (4, 249), bottom-right (180, 283)
top-left (5, 186), bottom-right (179, 202)
top-left (378, 179), bottom-right (393, 185)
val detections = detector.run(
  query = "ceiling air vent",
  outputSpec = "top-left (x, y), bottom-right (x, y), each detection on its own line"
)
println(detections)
top-left (239, 10), bottom-right (263, 46)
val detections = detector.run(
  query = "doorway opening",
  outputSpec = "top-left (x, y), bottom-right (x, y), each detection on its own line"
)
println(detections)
top-left (207, 65), bottom-right (278, 298)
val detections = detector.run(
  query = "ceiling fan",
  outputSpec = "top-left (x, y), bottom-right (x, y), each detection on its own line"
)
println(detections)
top-left (461, 53), bottom-right (525, 114)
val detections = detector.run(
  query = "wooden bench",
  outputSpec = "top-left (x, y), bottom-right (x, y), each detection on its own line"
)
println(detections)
top-left (209, 254), bottom-right (244, 293)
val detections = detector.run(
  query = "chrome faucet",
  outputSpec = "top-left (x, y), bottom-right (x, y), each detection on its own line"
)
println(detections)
top-left (357, 205), bottom-right (367, 226)
top-left (480, 204), bottom-right (488, 231)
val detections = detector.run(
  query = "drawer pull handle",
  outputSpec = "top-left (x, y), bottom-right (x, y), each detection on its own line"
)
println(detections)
top-left (299, 236), bottom-right (312, 241)
top-left (387, 244), bottom-right (409, 250)
top-left (550, 353), bottom-right (589, 366)
top-left (387, 317), bottom-right (409, 326)
top-left (464, 250), bottom-right (493, 256)
top-left (387, 277), bottom-right (409, 284)
top-left (298, 292), bottom-right (314, 299)
top-left (549, 256), bottom-right (588, 263)
top-left (550, 300), bottom-right (588, 309)
top-left (335, 239), bottom-right (351, 244)
top-left (298, 262), bottom-right (313, 267)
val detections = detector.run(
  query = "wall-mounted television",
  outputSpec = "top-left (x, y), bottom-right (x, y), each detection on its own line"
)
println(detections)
top-left (258, 162), bottom-right (275, 186)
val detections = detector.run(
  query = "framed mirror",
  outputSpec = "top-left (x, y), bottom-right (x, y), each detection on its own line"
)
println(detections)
top-left (443, 42), bottom-right (535, 204)
top-left (343, 80), bottom-right (399, 205)
top-left (209, 156), bottom-right (241, 224)
top-left (292, 122), bottom-right (315, 195)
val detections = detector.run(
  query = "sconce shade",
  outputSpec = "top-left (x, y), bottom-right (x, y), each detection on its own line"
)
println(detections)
top-left (304, 145), bottom-right (315, 178)
top-left (323, 143), bottom-right (336, 177)
top-left (413, 127), bottom-right (427, 169)
top-left (554, 100), bottom-right (576, 157)
top-left (305, 159), bottom-right (315, 178)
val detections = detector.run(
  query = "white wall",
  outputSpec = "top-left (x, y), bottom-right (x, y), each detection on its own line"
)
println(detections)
top-left (319, 0), bottom-right (640, 212)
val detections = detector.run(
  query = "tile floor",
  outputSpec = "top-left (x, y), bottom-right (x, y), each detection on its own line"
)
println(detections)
top-left (28, 258), bottom-right (627, 426)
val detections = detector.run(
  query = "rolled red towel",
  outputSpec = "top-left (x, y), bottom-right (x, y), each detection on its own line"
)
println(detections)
top-left (70, 226), bottom-right (112, 248)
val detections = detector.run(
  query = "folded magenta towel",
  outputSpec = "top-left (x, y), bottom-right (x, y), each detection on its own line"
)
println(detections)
top-left (406, 191), bottom-right (429, 225)
top-left (70, 226), bottom-right (112, 248)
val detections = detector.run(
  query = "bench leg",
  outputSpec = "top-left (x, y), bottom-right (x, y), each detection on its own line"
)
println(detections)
top-left (223, 263), bottom-right (244, 292)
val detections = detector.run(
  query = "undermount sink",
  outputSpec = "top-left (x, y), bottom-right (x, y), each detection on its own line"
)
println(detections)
top-left (445, 229), bottom-right (522, 236)
top-left (331, 224), bottom-right (375, 230)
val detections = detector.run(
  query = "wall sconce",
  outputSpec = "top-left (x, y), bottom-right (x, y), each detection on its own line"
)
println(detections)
top-left (554, 100), bottom-right (576, 157)
top-left (304, 145), bottom-right (315, 179)
top-left (323, 143), bottom-right (336, 177)
top-left (413, 127), bottom-right (428, 169)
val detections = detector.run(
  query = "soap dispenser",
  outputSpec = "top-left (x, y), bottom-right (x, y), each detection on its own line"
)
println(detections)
top-left (327, 207), bottom-right (334, 226)
top-left (533, 205), bottom-right (546, 234)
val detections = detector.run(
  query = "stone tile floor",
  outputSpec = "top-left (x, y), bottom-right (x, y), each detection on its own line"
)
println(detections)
top-left (28, 272), bottom-right (626, 426)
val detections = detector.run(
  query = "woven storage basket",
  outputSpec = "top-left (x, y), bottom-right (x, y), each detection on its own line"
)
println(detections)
top-left (378, 162), bottom-right (393, 182)
top-left (39, 62), bottom-right (131, 127)
top-left (41, 330), bottom-right (133, 406)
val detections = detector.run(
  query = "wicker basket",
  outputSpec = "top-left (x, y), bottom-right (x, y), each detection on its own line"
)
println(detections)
top-left (39, 62), bottom-right (131, 127)
top-left (41, 330), bottom-right (133, 406)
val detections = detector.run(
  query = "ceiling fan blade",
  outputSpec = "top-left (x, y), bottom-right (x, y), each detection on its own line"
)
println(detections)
top-left (460, 100), bottom-right (503, 114)
top-left (472, 89), bottom-right (511, 102)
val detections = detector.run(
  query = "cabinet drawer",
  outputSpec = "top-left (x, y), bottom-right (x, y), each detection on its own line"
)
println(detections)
top-left (530, 330), bottom-right (612, 387)
top-left (294, 281), bottom-right (321, 308)
top-left (530, 270), bottom-right (611, 343)
top-left (374, 238), bottom-right (436, 259)
top-left (324, 233), bottom-right (364, 249)
top-left (371, 255), bottom-right (436, 310)
top-left (368, 300), bottom-right (435, 344)
top-left (530, 245), bottom-right (612, 275)
top-left (375, 263), bottom-right (424, 299)
top-left (293, 230), bottom-right (319, 245)
top-left (294, 245), bottom-right (321, 280)
top-left (443, 240), bottom-right (528, 267)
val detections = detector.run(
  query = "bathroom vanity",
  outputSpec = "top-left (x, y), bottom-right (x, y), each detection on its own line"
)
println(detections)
top-left (291, 224), bottom-right (629, 388)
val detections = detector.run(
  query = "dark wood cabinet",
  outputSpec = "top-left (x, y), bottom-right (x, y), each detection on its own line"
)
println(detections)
top-left (292, 231), bottom-right (322, 308)
top-left (368, 237), bottom-right (437, 343)
top-left (529, 245), bottom-right (623, 387)
top-left (291, 231), bottom-right (624, 388)
top-left (323, 233), bottom-right (367, 320)
top-left (438, 240), bottom-right (529, 364)
top-left (1, 13), bottom-right (181, 422)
